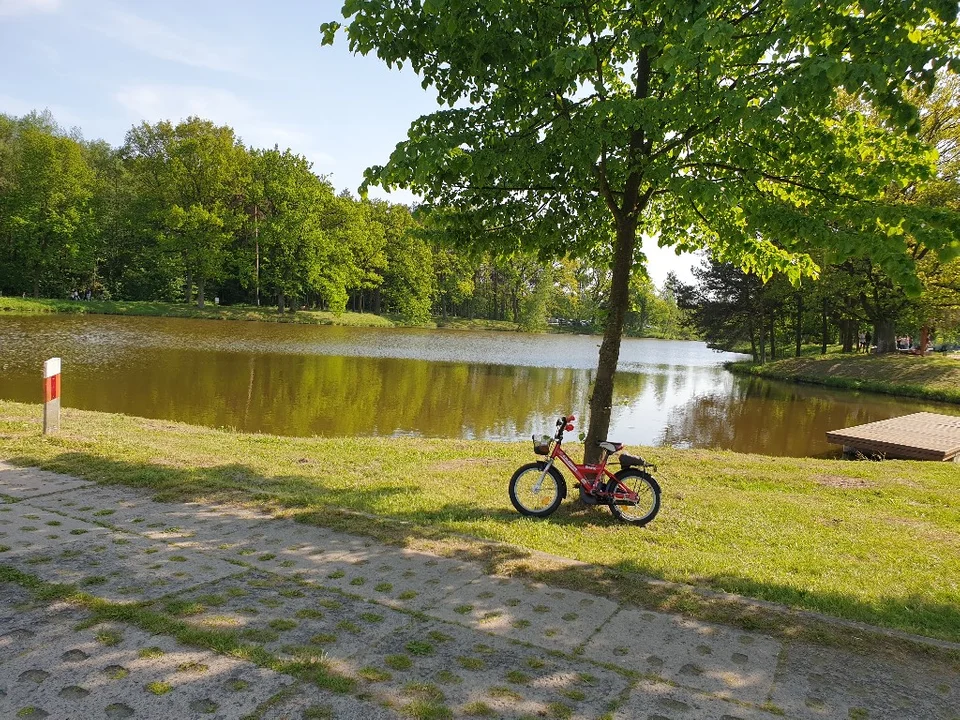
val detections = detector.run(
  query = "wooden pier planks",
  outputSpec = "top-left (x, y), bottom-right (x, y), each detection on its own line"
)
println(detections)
top-left (826, 412), bottom-right (960, 461)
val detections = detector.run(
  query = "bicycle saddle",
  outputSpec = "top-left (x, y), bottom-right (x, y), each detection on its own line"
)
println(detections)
top-left (598, 441), bottom-right (623, 453)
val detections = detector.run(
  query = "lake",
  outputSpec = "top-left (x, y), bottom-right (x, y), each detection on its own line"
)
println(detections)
top-left (2, 314), bottom-right (957, 456)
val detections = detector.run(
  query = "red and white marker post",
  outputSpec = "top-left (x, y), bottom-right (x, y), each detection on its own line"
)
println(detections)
top-left (42, 357), bottom-right (61, 435)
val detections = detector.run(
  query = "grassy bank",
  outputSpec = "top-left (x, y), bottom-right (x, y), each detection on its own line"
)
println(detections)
top-left (728, 353), bottom-right (960, 404)
top-left (0, 297), bottom-right (397, 327)
top-left (1, 401), bottom-right (958, 647)
top-left (0, 296), bottom-right (527, 332)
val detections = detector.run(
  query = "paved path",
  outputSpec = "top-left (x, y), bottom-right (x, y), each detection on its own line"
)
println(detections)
top-left (0, 462), bottom-right (956, 720)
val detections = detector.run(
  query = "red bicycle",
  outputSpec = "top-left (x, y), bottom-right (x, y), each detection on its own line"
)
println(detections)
top-left (508, 415), bottom-right (661, 525)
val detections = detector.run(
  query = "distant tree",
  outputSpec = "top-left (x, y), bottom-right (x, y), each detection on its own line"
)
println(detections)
top-left (317, 193), bottom-right (385, 313)
top-left (432, 244), bottom-right (477, 320)
top-left (677, 260), bottom-right (764, 360)
top-left (374, 202), bottom-right (436, 323)
top-left (342, 195), bottom-right (388, 312)
top-left (625, 273), bottom-right (658, 337)
top-left (651, 272), bottom-right (691, 340)
top-left (123, 117), bottom-right (248, 307)
top-left (0, 115), bottom-right (94, 297)
top-left (676, 259), bottom-right (796, 361)
top-left (519, 262), bottom-right (553, 332)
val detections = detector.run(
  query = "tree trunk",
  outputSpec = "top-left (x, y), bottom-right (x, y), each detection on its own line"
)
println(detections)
top-left (841, 319), bottom-right (856, 353)
top-left (373, 288), bottom-right (382, 314)
top-left (584, 218), bottom-right (636, 464)
top-left (33, 278), bottom-right (40, 299)
top-left (795, 294), bottom-right (803, 357)
top-left (759, 306), bottom-right (766, 364)
top-left (874, 319), bottom-right (896, 353)
top-left (278, 292), bottom-right (285, 314)
top-left (196, 277), bottom-right (205, 308)
top-left (821, 298), bottom-right (829, 354)
top-left (769, 312), bottom-right (776, 361)
top-left (184, 270), bottom-right (193, 305)
top-left (919, 325), bottom-right (929, 356)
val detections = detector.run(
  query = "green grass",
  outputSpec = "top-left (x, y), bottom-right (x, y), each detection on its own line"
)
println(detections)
top-left (0, 296), bottom-right (530, 332)
top-left (0, 297), bottom-right (397, 328)
top-left (433, 316), bottom-right (520, 332)
top-left (727, 353), bottom-right (960, 403)
top-left (0, 400), bottom-right (958, 647)
top-left (145, 681), bottom-right (173, 696)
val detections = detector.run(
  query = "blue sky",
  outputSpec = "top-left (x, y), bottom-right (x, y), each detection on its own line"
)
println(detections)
top-left (0, 0), bottom-right (696, 285)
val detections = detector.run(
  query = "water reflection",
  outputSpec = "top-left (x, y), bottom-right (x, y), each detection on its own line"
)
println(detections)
top-left (2, 314), bottom-right (958, 455)
top-left (656, 375), bottom-right (960, 456)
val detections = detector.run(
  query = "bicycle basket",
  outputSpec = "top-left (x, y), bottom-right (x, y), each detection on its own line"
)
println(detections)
top-left (532, 435), bottom-right (552, 455)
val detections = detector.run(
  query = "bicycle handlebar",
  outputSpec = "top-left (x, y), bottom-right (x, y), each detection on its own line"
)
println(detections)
top-left (554, 414), bottom-right (576, 440)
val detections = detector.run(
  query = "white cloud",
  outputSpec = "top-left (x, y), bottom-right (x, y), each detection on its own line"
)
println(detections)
top-left (93, 4), bottom-right (247, 75)
top-left (114, 83), bottom-right (335, 169)
top-left (0, 0), bottom-right (60, 17)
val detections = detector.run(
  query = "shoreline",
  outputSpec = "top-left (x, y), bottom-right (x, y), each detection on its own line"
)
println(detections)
top-left (0, 296), bottom-right (690, 339)
top-left (726, 354), bottom-right (960, 404)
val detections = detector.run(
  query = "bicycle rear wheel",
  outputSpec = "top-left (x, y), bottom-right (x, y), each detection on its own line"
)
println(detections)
top-left (606, 470), bottom-right (660, 526)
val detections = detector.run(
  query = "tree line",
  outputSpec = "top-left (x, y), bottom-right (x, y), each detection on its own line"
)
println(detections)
top-left (0, 110), bottom-right (686, 336)
top-left (673, 75), bottom-right (960, 360)
top-left (675, 254), bottom-right (960, 362)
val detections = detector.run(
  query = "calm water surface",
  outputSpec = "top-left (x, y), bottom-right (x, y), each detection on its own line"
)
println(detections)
top-left (2, 314), bottom-right (958, 456)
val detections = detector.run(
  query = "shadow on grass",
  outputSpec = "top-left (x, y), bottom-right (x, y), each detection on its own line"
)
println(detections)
top-left (5, 451), bottom-right (960, 652)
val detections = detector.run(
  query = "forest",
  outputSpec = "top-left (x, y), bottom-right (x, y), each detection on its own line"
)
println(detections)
top-left (0, 111), bottom-right (686, 337)
top-left (2, 80), bottom-right (959, 357)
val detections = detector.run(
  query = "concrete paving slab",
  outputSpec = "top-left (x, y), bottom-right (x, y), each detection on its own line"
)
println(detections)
top-left (223, 520), bottom-right (384, 560)
top-left (0, 581), bottom-right (35, 629)
top-left (165, 571), bottom-right (417, 665)
top-left (768, 640), bottom-right (959, 720)
top-left (0, 599), bottom-right (90, 677)
top-left (0, 463), bottom-right (93, 499)
top-left (0, 502), bottom-right (113, 555)
top-left (352, 617), bottom-right (631, 720)
top-left (614, 679), bottom-right (783, 720)
top-left (432, 574), bottom-right (619, 653)
top-left (0, 606), bottom-right (292, 720)
top-left (2, 534), bottom-right (246, 602)
top-left (584, 606), bottom-right (782, 705)
top-left (26, 486), bottom-right (275, 543)
top-left (244, 542), bottom-right (487, 609)
top-left (261, 682), bottom-right (403, 720)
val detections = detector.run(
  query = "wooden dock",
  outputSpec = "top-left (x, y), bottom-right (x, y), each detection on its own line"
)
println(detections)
top-left (826, 412), bottom-right (960, 461)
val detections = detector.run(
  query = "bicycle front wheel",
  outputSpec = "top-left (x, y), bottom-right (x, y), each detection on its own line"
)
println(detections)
top-left (509, 462), bottom-right (565, 518)
top-left (606, 470), bottom-right (660, 526)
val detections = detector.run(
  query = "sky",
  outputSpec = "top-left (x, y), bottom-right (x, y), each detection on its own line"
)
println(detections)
top-left (0, 0), bottom-right (698, 286)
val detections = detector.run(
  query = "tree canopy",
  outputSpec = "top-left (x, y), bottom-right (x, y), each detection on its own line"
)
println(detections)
top-left (324, 0), bottom-right (960, 455)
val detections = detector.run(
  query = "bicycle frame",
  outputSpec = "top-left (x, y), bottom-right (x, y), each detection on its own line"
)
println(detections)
top-left (533, 438), bottom-right (639, 503)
